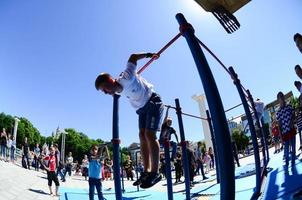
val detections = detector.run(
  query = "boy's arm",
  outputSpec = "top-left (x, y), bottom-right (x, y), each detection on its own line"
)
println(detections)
top-left (128, 53), bottom-right (157, 66)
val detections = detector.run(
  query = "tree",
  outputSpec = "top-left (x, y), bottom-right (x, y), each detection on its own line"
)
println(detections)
top-left (232, 129), bottom-right (249, 152)
top-left (290, 96), bottom-right (299, 110)
top-left (0, 113), bottom-right (42, 149)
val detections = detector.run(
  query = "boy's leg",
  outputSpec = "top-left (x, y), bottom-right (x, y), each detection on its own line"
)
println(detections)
top-left (89, 178), bottom-right (95, 200)
top-left (95, 179), bottom-right (104, 200)
top-left (139, 129), bottom-right (150, 172)
top-left (145, 130), bottom-right (160, 173)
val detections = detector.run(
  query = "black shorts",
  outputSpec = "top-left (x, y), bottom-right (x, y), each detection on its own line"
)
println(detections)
top-left (47, 171), bottom-right (60, 187)
top-left (136, 93), bottom-right (164, 131)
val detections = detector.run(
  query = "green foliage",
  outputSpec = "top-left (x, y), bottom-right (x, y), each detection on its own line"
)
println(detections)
top-left (0, 113), bottom-right (42, 149)
top-left (0, 112), bottom-right (116, 164)
top-left (290, 96), bottom-right (300, 110)
top-left (232, 129), bottom-right (249, 152)
top-left (58, 128), bottom-right (106, 163)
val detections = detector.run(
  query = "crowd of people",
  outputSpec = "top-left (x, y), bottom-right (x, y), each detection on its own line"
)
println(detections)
top-left (0, 128), bottom-right (16, 163)
top-left (271, 33), bottom-right (302, 169)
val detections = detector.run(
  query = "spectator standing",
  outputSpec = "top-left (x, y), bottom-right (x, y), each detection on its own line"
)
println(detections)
top-left (159, 153), bottom-right (166, 179)
top-left (208, 147), bottom-right (215, 169)
top-left (64, 152), bottom-right (74, 179)
top-left (42, 147), bottom-right (60, 197)
top-left (271, 121), bottom-right (281, 154)
top-left (34, 143), bottom-right (41, 171)
top-left (203, 151), bottom-right (211, 174)
top-left (10, 135), bottom-right (16, 163)
top-left (276, 92), bottom-right (297, 168)
top-left (186, 143), bottom-right (196, 188)
top-left (88, 144), bottom-right (104, 200)
top-left (174, 152), bottom-right (182, 184)
top-left (194, 142), bottom-right (207, 180)
top-left (124, 155), bottom-right (134, 181)
top-left (0, 128), bottom-right (7, 161)
top-left (6, 134), bottom-right (12, 162)
top-left (82, 155), bottom-right (89, 180)
top-left (22, 137), bottom-right (30, 169)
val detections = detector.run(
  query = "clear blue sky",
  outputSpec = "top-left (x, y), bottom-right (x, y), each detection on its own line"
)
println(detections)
top-left (0, 0), bottom-right (301, 146)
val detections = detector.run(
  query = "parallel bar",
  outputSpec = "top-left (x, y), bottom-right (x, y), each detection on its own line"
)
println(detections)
top-left (175, 98), bottom-right (191, 200)
top-left (225, 103), bottom-right (243, 113)
top-left (137, 33), bottom-right (182, 74)
top-left (164, 105), bottom-right (207, 121)
top-left (112, 94), bottom-right (122, 200)
top-left (228, 67), bottom-right (261, 199)
top-left (206, 110), bottom-right (220, 184)
top-left (176, 13), bottom-right (235, 200)
top-left (164, 138), bottom-right (174, 200)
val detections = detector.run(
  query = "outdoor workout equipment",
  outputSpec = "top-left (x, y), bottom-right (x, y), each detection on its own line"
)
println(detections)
top-left (175, 99), bottom-right (192, 200)
top-left (106, 12), bottom-right (268, 200)
top-left (164, 104), bottom-right (220, 185)
top-left (176, 13), bottom-right (235, 199)
top-left (194, 0), bottom-right (251, 33)
top-left (111, 94), bottom-right (122, 200)
top-left (137, 33), bottom-right (182, 74)
top-left (229, 67), bottom-right (262, 199)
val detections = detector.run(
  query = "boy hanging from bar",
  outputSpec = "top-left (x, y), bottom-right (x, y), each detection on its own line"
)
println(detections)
top-left (95, 53), bottom-right (164, 188)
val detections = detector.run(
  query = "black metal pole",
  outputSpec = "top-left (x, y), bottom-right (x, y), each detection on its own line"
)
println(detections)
top-left (175, 98), bottom-right (191, 200)
top-left (135, 151), bottom-right (140, 192)
top-left (120, 148), bottom-right (125, 193)
top-left (176, 13), bottom-right (235, 200)
top-left (206, 110), bottom-right (220, 184)
top-left (164, 138), bottom-right (174, 200)
top-left (112, 94), bottom-right (122, 200)
top-left (228, 67), bottom-right (261, 199)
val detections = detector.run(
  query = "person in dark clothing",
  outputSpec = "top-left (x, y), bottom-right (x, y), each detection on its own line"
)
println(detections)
top-left (0, 128), bottom-right (7, 161)
top-left (124, 155), bottom-right (134, 181)
top-left (185, 143), bottom-right (196, 187)
top-left (194, 142), bottom-right (208, 180)
top-left (159, 153), bottom-right (166, 179)
top-left (232, 141), bottom-right (240, 167)
top-left (22, 137), bottom-right (30, 169)
top-left (174, 152), bottom-right (182, 184)
top-left (159, 118), bottom-right (179, 161)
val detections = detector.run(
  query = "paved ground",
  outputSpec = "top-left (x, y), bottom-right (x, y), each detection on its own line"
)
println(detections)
top-left (1, 136), bottom-right (301, 200)
top-left (0, 151), bottom-right (259, 200)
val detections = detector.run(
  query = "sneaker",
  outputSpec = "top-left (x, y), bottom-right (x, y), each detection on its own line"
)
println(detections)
top-left (140, 172), bottom-right (162, 189)
top-left (203, 176), bottom-right (209, 180)
top-left (133, 172), bottom-right (148, 186)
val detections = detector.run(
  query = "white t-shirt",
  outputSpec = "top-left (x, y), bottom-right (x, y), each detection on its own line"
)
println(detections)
top-left (117, 62), bottom-right (154, 109)
top-left (255, 100), bottom-right (264, 116)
